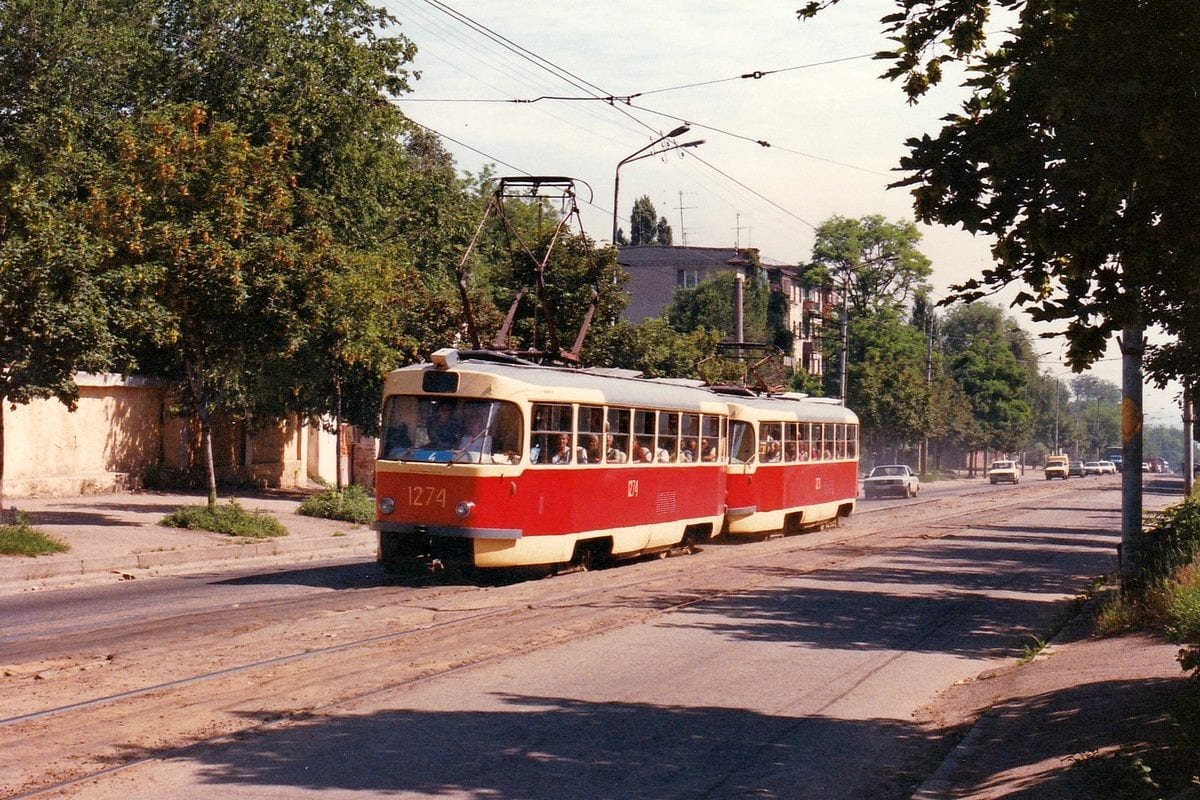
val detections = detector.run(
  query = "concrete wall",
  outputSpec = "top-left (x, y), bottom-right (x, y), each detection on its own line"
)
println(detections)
top-left (2, 373), bottom-right (345, 498)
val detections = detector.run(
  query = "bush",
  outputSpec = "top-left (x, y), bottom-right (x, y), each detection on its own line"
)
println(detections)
top-left (298, 485), bottom-right (375, 525)
top-left (0, 511), bottom-right (70, 556)
top-left (161, 501), bottom-right (287, 539)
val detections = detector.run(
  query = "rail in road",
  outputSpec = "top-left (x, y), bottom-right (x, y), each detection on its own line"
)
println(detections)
top-left (0, 477), bottom-right (1131, 798)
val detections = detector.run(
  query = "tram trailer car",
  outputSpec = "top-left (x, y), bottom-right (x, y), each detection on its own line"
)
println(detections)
top-left (374, 349), bottom-right (731, 572)
top-left (722, 391), bottom-right (859, 536)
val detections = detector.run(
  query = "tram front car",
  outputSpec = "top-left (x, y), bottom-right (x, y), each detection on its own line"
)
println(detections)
top-left (374, 349), bottom-right (730, 574)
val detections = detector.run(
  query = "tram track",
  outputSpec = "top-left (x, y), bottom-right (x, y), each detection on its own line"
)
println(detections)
top-left (1, 480), bottom-right (1086, 798)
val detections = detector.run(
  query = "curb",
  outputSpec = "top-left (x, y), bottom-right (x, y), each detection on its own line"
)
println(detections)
top-left (0, 530), bottom-right (377, 589)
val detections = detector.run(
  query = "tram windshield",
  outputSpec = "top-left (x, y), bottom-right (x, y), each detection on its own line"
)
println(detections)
top-left (379, 396), bottom-right (522, 464)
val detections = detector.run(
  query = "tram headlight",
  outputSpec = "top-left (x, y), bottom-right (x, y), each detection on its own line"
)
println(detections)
top-left (379, 497), bottom-right (395, 515)
top-left (455, 500), bottom-right (475, 519)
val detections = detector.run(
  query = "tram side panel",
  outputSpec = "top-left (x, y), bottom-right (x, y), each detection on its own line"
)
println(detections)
top-left (376, 461), bottom-right (726, 569)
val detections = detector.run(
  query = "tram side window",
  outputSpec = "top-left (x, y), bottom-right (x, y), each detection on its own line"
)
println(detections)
top-left (818, 423), bottom-right (833, 460)
top-left (531, 403), bottom-right (579, 464)
top-left (729, 420), bottom-right (755, 464)
top-left (605, 408), bottom-right (631, 463)
top-left (760, 422), bottom-right (783, 463)
top-left (700, 415), bottom-right (721, 462)
top-left (657, 411), bottom-right (679, 462)
top-left (680, 413), bottom-right (701, 463)
top-left (784, 422), bottom-right (800, 462)
top-left (577, 405), bottom-right (605, 466)
top-left (833, 423), bottom-right (846, 459)
top-left (847, 424), bottom-right (858, 459)
top-left (631, 409), bottom-right (657, 463)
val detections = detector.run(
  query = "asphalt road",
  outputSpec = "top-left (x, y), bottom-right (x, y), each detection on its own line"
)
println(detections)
top-left (2, 474), bottom-right (1171, 800)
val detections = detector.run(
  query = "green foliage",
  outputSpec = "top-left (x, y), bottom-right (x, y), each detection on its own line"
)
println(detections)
top-left (804, 0), bottom-right (1200, 382)
top-left (666, 272), bottom-right (772, 345)
top-left (629, 196), bottom-right (672, 246)
top-left (0, 511), bottom-right (70, 556)
top-left (161, 500), bottom-right (287, 539)
top-left (810, 214), bottom-right (932, 317)
top-left (298, 485), bottom-right (375, 525)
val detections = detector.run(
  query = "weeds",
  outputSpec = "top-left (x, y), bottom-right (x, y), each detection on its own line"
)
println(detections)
top-left (297, 485), bottom-right (375, 525)
top-left (0, 511), bottom-right (70, 556)
top-left (161, 501), bottom-right (287, 539)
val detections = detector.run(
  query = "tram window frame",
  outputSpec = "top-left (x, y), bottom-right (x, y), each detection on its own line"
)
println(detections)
top-left (729, 420), bottom-right (755, 464)
top-left (577, 405), bottom-right (605, 466)
top-left (847, 424), bottom-right (858, 459)
top-left (531, 402), bottom-right (577, 465)
top-left (632, 409), bottom-right (656, 463)
top-left (605, 407), bottom-right (631, 463)
top-left (681, 413), bottom-right (700, 463)
top-left (699, 415), bottom-right (721, 462)
top-left (657, 411), bottom-right (680, 462)
top-left (784, 422), bottom-right (800, 462)
top-left (760, 422), bottom-right (784, 463)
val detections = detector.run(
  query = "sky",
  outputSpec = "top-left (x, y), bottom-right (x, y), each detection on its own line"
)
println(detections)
top-left (381, 0), bottom-right (1184, 426)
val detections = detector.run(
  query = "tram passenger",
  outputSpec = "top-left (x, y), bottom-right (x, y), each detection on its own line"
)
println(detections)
top-left (457, 405), bottom-right (492, 461)
top-left (583, 435), bottom-right (602, 464)
top-left (605, 432), bottom-right (628, 463)
top-left (633, 438), bottom-right (654, 463)
top-left (427, 404), bottom-right (462, 449)
top-left (681, 438), bottom-right (698, 463)
top-left (551, 433), bottom-right (585, 464)
top-left (700, 438), bottom-right (718, 462)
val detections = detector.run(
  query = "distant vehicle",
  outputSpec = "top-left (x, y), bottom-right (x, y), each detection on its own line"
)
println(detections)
top-left (988, 460), bottom-right (1020, 484)
top-left (1044, 454), bottom-right (1069, 480)
top-left (1068, 460), bottom-right (1086, 477)
top-left (1095, 460), bottom-right (1118, 475)
top-left (1103, 446), bottom-right (1124, 472)
top-left (1083, 461), bottom-right (1106, 476)
top-left (862, 464), bottom-right (920, 499)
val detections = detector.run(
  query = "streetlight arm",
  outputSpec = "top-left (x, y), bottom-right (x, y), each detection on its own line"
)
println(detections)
top-left (612, 131), bottom-right (701, 244)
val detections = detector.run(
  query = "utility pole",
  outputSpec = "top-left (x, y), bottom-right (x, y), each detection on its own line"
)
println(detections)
top-left (1184, 385), bottom-right (1194, 497)
top-left (921, 314), bottom-right (933, 475)
top-left (1119, 323), bottom-right (1145, 586)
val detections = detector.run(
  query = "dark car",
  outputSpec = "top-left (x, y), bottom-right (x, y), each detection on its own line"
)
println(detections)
top-left (1068, 460), bottom-right (1086, 477)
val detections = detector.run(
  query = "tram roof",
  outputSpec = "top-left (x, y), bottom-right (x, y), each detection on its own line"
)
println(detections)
top-left (386, 357), bottom-right (730, 412)
top-left (721, 391), bottom-right (858, 423)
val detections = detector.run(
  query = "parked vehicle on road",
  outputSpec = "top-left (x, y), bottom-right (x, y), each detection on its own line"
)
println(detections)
top-left (988, 460), bottom-right (1020, 484)
top-left (1044, 454), bottom-right (1069, 480)
top-left (1093, 460), bottom-right (1118, 475)
top-left (1068, 460), bottom-right (1086, 477)
top-left (862, 464), bottom-right (920, 499)
top-left (1083, 461), bottom-right (1104, 476)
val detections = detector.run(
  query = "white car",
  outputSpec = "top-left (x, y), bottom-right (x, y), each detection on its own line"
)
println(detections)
top-left (988, 460), bottom-right (1020, 484)
top-left (1086, 460), bottom-right (1118, 475)
top-left (862, 464), bottom-right (920, 499)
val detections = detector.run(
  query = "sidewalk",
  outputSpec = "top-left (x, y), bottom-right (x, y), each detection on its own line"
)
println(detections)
top-left (0, 490), bottom-right (377, 590)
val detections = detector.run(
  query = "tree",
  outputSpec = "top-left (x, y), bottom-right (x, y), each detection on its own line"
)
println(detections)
top-left (87, 105), bottom-right (324, 508)
top-left (0, 0), bottom-right (158, 506)
top-left (809, 214), bottom-right (932, 317)
top-left (940, 304), bottom-right (1035, 457)
top-left (629, 196), bottom-right (673, 246)
top-left (849, 309), bottom-right (931, 464)
top-left (800, 0), bottom-right (1200, 383)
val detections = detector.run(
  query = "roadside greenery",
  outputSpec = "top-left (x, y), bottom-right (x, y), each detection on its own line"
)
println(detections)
top-left (298, 485), bottom-right (375, 525)
top-left (161, 501), bottom-right (287, 539)
top-left (1096, 497), bottom-right (1200, 676)
top-left (0, 512), bottom-right (70, 556)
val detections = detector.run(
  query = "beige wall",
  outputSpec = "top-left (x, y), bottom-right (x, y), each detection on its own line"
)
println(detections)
top-left (2, 373), bottom-right (335, 498)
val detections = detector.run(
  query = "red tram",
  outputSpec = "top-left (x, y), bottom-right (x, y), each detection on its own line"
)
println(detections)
top-left (721, 390), bottom-right (858, 536)
top-left (374, 349), bottom-right (859, 572)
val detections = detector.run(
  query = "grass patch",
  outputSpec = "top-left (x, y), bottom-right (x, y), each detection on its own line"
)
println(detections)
top-left (0, 511), bottom-right (70, 556)
top-left (161, 500), bottom-right (287, 539)
top-left (297, 485), bottom-right (375, 525)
